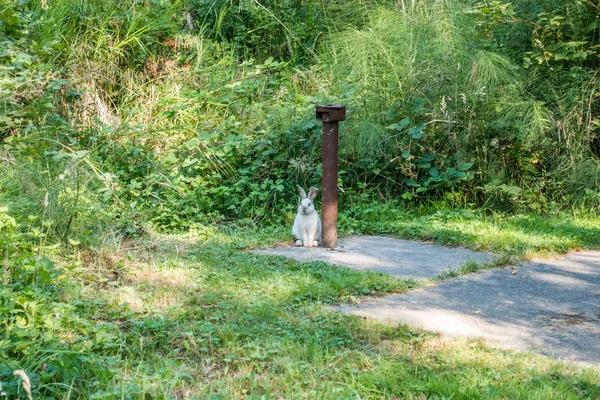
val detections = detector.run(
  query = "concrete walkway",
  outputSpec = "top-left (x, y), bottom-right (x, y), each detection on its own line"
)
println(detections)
top-left (253, 236), bottom-right (496, 280)
top-left (340, 251), bottom-right (600, 365)
top-left (254, 236), bottom-right (600, 366)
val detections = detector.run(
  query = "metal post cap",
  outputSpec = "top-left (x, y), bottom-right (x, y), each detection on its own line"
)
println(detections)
top-left (316, 104), bottom-right (346, 122)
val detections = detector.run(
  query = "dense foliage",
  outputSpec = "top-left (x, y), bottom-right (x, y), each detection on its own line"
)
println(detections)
top-left (1, 0), bottom-right (600, 396)
top-left (1, 0), bottom-right (599, 234)
top-left (1, 0), bottom-right (598, 237)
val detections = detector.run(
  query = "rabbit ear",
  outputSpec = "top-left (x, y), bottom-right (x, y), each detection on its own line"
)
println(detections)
top-left (296, 185), bottom-right (307, 199)
top-left (308, 187), bottom-right (318, 200)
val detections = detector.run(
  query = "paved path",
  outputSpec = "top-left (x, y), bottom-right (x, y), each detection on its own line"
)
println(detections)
top-left (341, 251), bottom-right (600, 365)
top-left (254, 236), bottom-right (600, 366)
top-left (253, 236), bottom-right (496, 280)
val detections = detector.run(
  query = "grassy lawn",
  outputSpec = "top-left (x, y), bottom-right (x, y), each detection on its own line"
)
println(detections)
top-left (3, 209), bottom-right (600, 398)
top-left (340, 205), bottom-right (600, 258)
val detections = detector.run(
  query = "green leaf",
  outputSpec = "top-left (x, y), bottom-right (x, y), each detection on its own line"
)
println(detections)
top-left (505, 185), bottom-right (522, 195)
top-left (199, 131), bottom-right (219, 141)
top-left (71, 150), bottom-right (89, 160)
top-left (36, 256), bottom-right (54, 282)
top-left (401, 149), bottom-right (410, 159)
top-left (387, 118), bottom-right (410, 131)
top-left (413, 98), bottom-right (429, 112)
top-left (94, 330), bottom-right (117, 346)
top-left (458, 162), bottom-right (473, 171)
top-left (409, 124), bottom-right (426, 140)
top-left (185, 138), bottom-right (200, 149)
top-left (36, 256), bottom-right (54, 271)
top-left (15, 51), bottom-right (33, 64)
top-left (0, 8), bottom-right (20, 28)
top-left (162, 152), bottom-right (178, 164)
top-left (429, 167), bottom-right (439, 177)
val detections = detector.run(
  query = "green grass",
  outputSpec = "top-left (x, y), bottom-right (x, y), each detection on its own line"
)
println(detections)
top-left (2, 0), bottom-right (600, 396)
top-left (340, 203), bottom-right (600, 281)
top-left (432, 257), bottom-right (511, 282)
top-left (3, 209), bottom-right (600, 398)
top-left (339, 204), bottom-right (600, 258)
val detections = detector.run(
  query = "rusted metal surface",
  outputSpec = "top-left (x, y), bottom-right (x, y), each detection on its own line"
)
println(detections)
top-left (316, 104), bottom-right (346, 122)
top-left (316, 104), bottom-right (346, 249)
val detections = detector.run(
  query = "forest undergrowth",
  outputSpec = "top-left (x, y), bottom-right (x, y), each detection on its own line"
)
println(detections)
top-left (1, 0), bottom-right (600, 397)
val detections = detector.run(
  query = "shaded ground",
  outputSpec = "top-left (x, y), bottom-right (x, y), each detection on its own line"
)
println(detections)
top-left (340, 251), bottom-right (600, 365)
top-left (253, 236), bottom-right (496, 280)
top-left (254, 236), bottom-right (600, 366)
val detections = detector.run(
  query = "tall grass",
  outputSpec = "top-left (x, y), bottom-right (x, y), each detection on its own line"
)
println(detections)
top-left (1, 0), bottom-right (598, 230)
top-left (322, 0), bottom-right (599, 211)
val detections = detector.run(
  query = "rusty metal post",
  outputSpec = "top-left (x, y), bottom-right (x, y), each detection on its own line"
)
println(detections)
top-left (316, 104), bottom-right (346, 249)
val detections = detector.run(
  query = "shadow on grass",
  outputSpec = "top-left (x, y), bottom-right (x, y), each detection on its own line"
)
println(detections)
top-left (115, 276), bottom-right (600, 398)
top-left (21, 227), bottom-right (597, 398)
top-left (72, 242), bottom-right (600, 398)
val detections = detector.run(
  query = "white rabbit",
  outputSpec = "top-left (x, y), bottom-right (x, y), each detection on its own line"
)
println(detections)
top-left (292, 185), bottom-right (321, 247)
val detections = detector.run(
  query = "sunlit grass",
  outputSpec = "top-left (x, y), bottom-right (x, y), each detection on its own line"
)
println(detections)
top-left (340, 203), bottom-right (600, 258)
top-left (55, 214), bottom-right (600, 398)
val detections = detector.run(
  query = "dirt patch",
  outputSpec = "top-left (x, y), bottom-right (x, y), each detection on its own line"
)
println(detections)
top-left (547, 312), bottom-right (598, 326)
